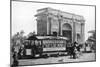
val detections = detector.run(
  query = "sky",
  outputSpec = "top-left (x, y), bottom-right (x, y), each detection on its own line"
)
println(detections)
top-left (12, 1), bottom-right (95, 40)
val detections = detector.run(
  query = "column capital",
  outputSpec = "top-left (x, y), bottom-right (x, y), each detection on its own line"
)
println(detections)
top-left (81, 22), bottom-right (85, 25)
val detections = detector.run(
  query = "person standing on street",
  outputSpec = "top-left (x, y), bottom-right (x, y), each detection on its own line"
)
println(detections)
top-left (11, 52), bottom-right (19, 67)
top-left (71, 41), bottom-right (78, 59)
top-left (69, 42), bottom-right (76, 59)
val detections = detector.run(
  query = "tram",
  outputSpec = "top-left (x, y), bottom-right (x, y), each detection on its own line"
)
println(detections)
top-left (18, 36), bottom-right (71, 59)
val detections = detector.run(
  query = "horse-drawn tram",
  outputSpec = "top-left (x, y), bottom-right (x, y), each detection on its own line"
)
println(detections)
top-left (18, 36), bottom-right (70, 59)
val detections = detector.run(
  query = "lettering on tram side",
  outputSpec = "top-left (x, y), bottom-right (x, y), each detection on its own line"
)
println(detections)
top-left (42, 39), bottom-right (66, 51)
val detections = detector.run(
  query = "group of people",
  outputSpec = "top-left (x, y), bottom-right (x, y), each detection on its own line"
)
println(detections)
top-left (68, 41), bottom-right (82, 59)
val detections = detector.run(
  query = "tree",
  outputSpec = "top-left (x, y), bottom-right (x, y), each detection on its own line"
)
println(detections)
top-left (11, 30), bottom-right (25, 53)
top-left (28, 31), bottom-right (36, 37)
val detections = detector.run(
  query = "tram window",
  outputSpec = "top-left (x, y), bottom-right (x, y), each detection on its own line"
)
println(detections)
top-left (31, 41), bottom-right (34, 45)
top-left (43, 40), bottom-right (45, 44)
top-left (47, 44), bottom-right (49, 48)
top-left (56, 40), bottom-right (58, 43)
top-left (61, 44), bottom-right (63, 47)
top-left (47, 40), bottom-right (49, 43)
top-left (30, 40), bottom-right (32, 45)
top-left (62, 40), bottom-right (64, 44)
top-left (59, 40), bottom-right (61, 43)
top-left (45, 40), bottom-right (47, 44)
top-left (35, 40), bottom-right (39, 45)
top-left (51, 44), bottom-right (53, 48)
top-left (45, 44), bottom-right (47, 48)
top-left (54, 40), bottom-right (55, 43)
top-left (50, 44), bottom-right (52, 48)
top-left (58, 40), bottom-right (60, 44)
top-left (53, 32), bottom-right (57, 36)
top-left (64, 40), bottom-right (65, 44)
top-left (50, 40), bottom-right (52, 43)
top-left (58, 44), bottom-right (60, 47)
top-left (63, 44), bottom-right (65, 47)
top-left (49, 40), bottom-right (50, 44)
top-left (59, 40), bottom-right (61, 44)
top-left (43, 45), bottom-right (46, 48)
top-left (59, 44), bottom-right (62, 47)
top-left (63, 40), bottom-right (64, 44)
top-left (52, 44), bottom-right (55, 47)
top-left (47, 40), bottom-right (49, 44)
top-left (60, 44), bottom-right (62, 47)
top-left (47, 44), bottom-right (49, 47)
top-left (49, 44), bottom-right (52, 47)
top-left (51, 40), bottom-right (53, 44)
top-left (57, 40), bottom-right (59, 43)
top-left (55, 40), bottom-right (57, 43)
top-left (57, 44), bottom-right (59, 47)
top-left (56, 44), bottom-right (58, 47)
top-left (61, 40), bottom-right (63, 44)
top-left (56, 40), bottom-right (58, 44)
top-left (63, 41), bottom-right (65, 44)
top-left (51, 44), bottom-right (53, 47)
top-left (39, 41), bottom-right (41, 45)
top-left (25, 42), bottom-right (28, 46)
top-left (62, 44), bottom-right (64, 47)
top-left (48, 44), bottom-right (50, 47)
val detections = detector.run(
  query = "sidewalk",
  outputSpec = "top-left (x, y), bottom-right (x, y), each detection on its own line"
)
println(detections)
top-left (18, 53), bottom-right (95, 66)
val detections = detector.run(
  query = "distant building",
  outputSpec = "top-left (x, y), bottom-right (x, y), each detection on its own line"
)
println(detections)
top-left (35, 7), bottom-right (85, 43)
top-left (86, 30), bottom-right (96, 51)
top-left (87, 30), bottom-right (96, 42)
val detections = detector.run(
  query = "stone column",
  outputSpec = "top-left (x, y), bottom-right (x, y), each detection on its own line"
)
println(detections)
top-left (48, 17), bottom-right (52, 35)
top-left (47, 16), bottom-right (49, 35)
top-left (72, 19), bottom-right (76, 43)
top-left (81, 22), bottom-right (85, 43)
top-left (61, 22), bottom-right (63, 36)
top-left (59, 19), bottom-right (61, 36)
top-left (57, 15), bottom-right (62, 36)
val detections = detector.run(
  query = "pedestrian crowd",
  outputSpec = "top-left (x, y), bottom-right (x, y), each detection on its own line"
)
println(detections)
top-left (68, 41), bottom-right (82, 59)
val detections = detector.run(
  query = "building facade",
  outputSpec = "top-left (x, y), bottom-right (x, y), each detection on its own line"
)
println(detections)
top-left (35, 7), bottom-right (85, 43)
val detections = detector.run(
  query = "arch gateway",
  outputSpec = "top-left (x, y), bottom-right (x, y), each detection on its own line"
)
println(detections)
top-left (35, 7), bottom-right (85, 43)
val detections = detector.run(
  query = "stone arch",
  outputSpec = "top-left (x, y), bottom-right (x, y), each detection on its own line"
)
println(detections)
top-left (62, 23), bottom-right (72, 30)
top-left (62, 23), bottom-right (72, 42)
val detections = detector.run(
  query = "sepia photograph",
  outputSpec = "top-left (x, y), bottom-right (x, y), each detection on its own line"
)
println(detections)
top-left (10, 0), bottom-right (96, 67)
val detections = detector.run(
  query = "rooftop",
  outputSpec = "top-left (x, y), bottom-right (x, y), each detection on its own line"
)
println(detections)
top-left (36, 7), bottom-right (85, 22)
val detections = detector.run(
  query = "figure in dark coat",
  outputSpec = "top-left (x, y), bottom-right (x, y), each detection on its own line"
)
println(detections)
top-left (11, 52), bottom-right (18, 67)
top-left (70, 42), bottom-right (78, 59)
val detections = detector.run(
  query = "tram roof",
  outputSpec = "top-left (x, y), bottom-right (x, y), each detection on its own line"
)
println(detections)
top-left (27, 35), bottom-right (69, 40)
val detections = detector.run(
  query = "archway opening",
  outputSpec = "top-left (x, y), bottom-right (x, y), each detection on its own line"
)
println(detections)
top-left (62, 23), bottom-right (72, 42)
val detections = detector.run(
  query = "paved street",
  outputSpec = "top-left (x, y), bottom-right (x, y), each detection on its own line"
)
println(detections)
top-left (18, 53), bottom-right (96, 66)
